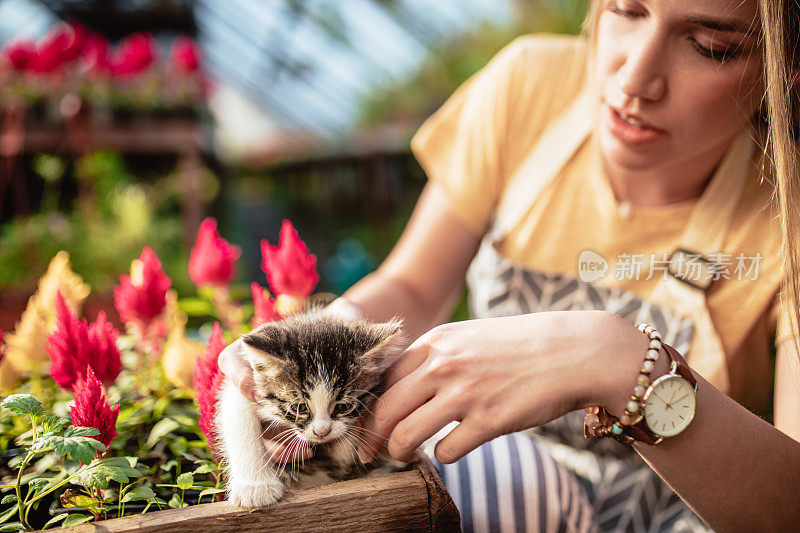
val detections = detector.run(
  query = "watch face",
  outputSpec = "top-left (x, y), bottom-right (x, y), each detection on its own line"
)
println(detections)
top-left (643, 375), bottom-right (696, 437)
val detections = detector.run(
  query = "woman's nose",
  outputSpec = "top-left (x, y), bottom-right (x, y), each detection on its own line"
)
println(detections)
top-left (617, 40), bottom-right (666, 102)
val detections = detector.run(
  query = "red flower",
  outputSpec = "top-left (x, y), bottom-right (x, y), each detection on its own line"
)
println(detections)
top-left (80, 34), bottom-right (110, 77)
top-left (170, 36), bottom-right (200, 74)
top-left (193, 322), bottom-right (226, 457)
top-left (260, 220), bottom-right (319, 300)
top-left (114, 247), bottom-right (172, 326)
top-left (46, 292), bottom-right (122, 392)
top-left (0, 329), bottom-right (6, 365)
top-left (110, 33), bottom-right (156, 79)
top-left (1, 40), bottom-right (36, 71)
top-left (71, 366), bottom-right (120, 454)
top-left (188, 218), bottom-right (241, 287)
top-left (251, 283), bottom-right (279, 327)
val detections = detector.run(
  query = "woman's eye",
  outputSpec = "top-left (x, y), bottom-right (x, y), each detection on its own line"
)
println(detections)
top-left (333, 402), bottom-right (355, 416)
top-left (688, 37), bottom-right (740, 63)
top-left (608, 1), bottom-right (641, 18)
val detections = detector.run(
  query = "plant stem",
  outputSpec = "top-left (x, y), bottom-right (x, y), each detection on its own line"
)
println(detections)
top-left (15, 452), bottom-right (33, 531)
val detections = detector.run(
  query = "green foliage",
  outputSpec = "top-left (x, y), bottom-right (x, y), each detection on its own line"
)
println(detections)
top-left (35, 428), bottom-right (105, 465)
top-left (74, 458), bottom-right (141, 491)
top-left (1, 396), bottom-right (44, 419)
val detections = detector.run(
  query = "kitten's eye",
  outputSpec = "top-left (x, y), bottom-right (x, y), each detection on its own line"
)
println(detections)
top-left (333, 401), bottom-right (356, 417)
top-left (289, 401), bottom-right (309, 417)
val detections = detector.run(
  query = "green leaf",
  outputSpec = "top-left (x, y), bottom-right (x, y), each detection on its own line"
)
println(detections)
top-left (161, 459), bottom-right (179, 472)
top-left (192, 462), bottom-right (217, 475)
top-left (27, 478), bottom-right (49, 491)
top-left (178, 298), bottom-right (215, 317)
top-left (0, 522), bottom-right (25, 532)
top-left (61, 513), bottom-right (93, 528)
top-left (1, 395), bottom-right (44, 418)
top-left (61, 491), bottom-right (100, 510)
top-left (0, 504), bottom-right (18, 524)
top-left (176, 473), bottom-right (194, 491)
top-left (42, 513), bottom-right (68, 529)
top-left (0, 495), bottom-right (16, 505)
top-left (121, 485), bottom-right (155, 503)
top-left (41, 416), bottom-right (70, 436)
top-left (167, 494), bottom-right (186, 509)
top-left (36, 427), bottom-right (105, 464)
top-left (74, 457), bottom-right (142, 491)
top-left (198, 487), bottom-right (226, 498)
top-left (145, 418), bottom-right (180, 449)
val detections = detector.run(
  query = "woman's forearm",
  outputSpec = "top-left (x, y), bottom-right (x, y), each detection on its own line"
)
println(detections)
top-left (598, 318), bottom-right (800, 531)
top-left (334, 269), bottom-right (461, 343)
top-left (632, 374), bottom-right (800, 531)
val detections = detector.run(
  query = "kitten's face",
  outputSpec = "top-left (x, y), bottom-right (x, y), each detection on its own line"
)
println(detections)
top-left (241, 313), bottom-right (404, 449)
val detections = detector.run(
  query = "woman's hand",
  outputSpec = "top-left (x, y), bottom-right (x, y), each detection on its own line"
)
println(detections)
top-left (357, 310), bottom-right (649, 464)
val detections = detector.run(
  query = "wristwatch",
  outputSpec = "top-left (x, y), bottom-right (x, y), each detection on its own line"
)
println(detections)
top-left (584, 343), bottom-right (698, 445)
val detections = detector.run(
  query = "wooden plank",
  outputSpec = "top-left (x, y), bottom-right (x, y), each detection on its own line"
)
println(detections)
top-left (62, 470), bottom-right (432, 533)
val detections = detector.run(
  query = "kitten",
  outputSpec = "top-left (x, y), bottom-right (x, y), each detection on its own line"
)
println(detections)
top-left (215, 311), bottom-right (406, 508)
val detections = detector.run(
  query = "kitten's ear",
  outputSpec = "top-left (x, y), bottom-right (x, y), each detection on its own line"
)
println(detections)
top-left (361, 317), bottom-right (406, 373)
top-left (241, 329), bottom-right (286, 377)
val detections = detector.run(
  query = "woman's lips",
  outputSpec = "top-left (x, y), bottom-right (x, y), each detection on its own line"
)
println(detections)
top-left (604, 104), bottom-right (667, 146)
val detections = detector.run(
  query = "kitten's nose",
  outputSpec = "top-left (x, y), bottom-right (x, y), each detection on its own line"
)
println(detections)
top-left (312, 422), bottom-right (331, 438)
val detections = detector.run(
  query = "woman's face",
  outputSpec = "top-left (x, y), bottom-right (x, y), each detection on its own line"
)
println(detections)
top-left (592, 0), bottom-right (763, 172)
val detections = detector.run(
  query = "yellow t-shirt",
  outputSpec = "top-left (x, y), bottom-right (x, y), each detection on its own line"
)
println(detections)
top-left (410, 33), bottom-right (790, 415)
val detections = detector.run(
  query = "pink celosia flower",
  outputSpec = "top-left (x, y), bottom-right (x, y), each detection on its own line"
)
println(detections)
top-left (114, 246), bottom-right (172, 326)
top-left (260, 220), bottom-right (319, 300)
top-left (80, 34), bottom-right (110, 77)
top-left (170, 36), bottom-right (200, 74)
top-left (109, 33), bottom-right (156, 79)
top-left (193, 322), bottom-right (226, 457)
top-left (251, 282), bottom-right (279, 327)
top-left (0, 329), bottom-right (6, 365)
top-left (71, 366), bottom-right (120, 454)
top-left (46, 292), bottom-right (122, 391)
top-left (1, 39), bottom-right (36, 71)
top-left (188, 218), bottom-right (241, 287)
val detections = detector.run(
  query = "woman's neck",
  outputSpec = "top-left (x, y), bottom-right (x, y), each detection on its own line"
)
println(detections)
top-left (601, 140), bottom-right (731, 207)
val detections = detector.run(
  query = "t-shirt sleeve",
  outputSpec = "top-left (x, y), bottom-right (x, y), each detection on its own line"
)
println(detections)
top-left (409, 34), bottom-right (585, 236)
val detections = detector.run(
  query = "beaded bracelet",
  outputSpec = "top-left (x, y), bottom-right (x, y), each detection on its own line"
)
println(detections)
top-left (584, 323), bottom-right (662, 443)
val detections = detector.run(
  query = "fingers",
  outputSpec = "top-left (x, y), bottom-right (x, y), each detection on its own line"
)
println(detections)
top-left (357, 368), bottom-right (434, 463)
top-left (217, 338), bottom-right (255, 402)
top-left (385, 398), bottom-right (459, 462)
top-left (382, 336), bottom-right (431, 389)
top-left (433, 418), bottom-right (496, 464)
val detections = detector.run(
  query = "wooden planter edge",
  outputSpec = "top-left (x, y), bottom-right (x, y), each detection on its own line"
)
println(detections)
top-left (56, 453), bottom-right (459, 533)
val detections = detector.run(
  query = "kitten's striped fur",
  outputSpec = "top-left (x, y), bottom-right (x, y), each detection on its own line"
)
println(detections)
top-left (216, 311), bottom-right (406, 507)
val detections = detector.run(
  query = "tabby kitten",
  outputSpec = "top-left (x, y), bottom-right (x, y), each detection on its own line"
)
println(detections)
top-left (216, 311), bottom-right (406, 508)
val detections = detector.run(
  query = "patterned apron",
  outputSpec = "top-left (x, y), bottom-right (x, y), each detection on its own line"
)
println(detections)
top-left (463, 89), bottom-right (756, 531)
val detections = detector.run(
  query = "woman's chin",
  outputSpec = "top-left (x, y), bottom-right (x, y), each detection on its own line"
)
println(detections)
top-left (597, 131), bottom-right (668, 172)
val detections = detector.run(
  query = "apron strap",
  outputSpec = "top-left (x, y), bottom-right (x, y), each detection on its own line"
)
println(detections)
top-left (491, 89), bottom-right (593, 241)
top-left (649, 127), bottom-right (756, 391)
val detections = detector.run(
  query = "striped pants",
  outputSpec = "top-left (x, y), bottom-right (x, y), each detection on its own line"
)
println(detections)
top-left (427, 433), bottom-right (709, 533)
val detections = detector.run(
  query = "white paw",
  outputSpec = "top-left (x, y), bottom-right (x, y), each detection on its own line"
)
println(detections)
top-left (228, 477), bottom-right (285, 508)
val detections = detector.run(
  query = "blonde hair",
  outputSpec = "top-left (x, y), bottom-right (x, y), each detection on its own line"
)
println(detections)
top-left (581, 0), bottom-right (800, 354)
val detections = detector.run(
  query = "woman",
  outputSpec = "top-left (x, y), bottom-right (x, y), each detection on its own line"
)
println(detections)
top-left (221, 0), bottom-right (800, 530)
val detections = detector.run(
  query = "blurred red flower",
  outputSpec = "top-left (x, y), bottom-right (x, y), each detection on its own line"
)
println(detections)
top-left (80, 34), bottom-right (111, 77)
top-left (0, 329), bottom-right (6, 365)
top-left (260, 220), bottom-right (319, 300)
top-left (188, 218), bottom-right (241, 287)
top-left (71, 365), bottom-right (120, 454)
top-left (110, 33), bottom-right (156, 79)
top-left (193, 322), bottom-right (226, 457)
top-left (1, 39), bottom-right (36, 71)
top-left (251, 282), bottom-right (279, 327)
top-left (114, 246), bottom-right (172, 326)
top-left (170, 36), bottom-right (200, 74)
top-left (46, 292), bottom-right (122, 392)
top-left (28, 23), bottom-right (87, 74)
